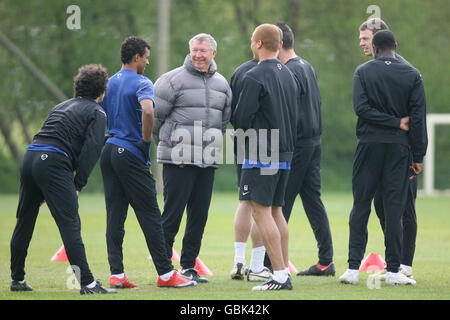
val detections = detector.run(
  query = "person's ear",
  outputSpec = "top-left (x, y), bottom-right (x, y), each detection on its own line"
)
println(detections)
top-left (371, 44), bottom-right (377, 57)
top-left (257, 40), bottom-right (263, 49)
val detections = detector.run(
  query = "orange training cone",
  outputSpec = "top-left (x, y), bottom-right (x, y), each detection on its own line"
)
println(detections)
top-left (51, 245), bottom-right (68, 262)
top-left (171, 248), bottom-right (181, 262)
top-left (359, 253), bottom-right (386, 272)
top-left (149, 248), bottom-right (181, 262)
top-left (194, 257), bottom-right (213, 276)
top-left (288, 261), bottom-right (298, 274)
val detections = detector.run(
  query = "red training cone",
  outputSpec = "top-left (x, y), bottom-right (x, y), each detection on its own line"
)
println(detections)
top-left (359, 253), bottom-right (386, 272)
top-left (51, 245), bottom-right (68, 262)
top-left (288, 261), bottom-right (298, 274)
top-left (171, 248), bottom-right (181, 262)
top-left (149, 248), bottom-right (181, 262)
top-left (194, 257), bottom-right (213, 276)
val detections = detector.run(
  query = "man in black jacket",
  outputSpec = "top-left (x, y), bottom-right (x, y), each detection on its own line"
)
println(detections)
top-left (233, 24), bottom-right (298, 291)
top-left (229, 59), bottom-right (272, 282)
top-left (275, 22), bottom-right (335, 277)
top-left (359, 18), bottom-right (418, 279)
top-left (339, 30), bottom-right (427, 286)
top-left (10, 64), bottom-right (116, 294)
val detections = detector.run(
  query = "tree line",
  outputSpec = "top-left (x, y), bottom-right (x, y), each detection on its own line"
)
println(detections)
top-left (0, 0), bottom-right (449, 193)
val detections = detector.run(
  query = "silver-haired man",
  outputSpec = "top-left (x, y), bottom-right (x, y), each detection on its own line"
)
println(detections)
top-left (153, 33), bottom-right (231, 283)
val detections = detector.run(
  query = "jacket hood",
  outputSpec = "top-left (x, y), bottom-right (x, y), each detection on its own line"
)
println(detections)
top-left (183, 54), bottom-right (217, 77)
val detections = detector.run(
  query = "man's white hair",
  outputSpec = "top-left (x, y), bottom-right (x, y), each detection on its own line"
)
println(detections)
top-left (189, 33), bottom-right (217, 52)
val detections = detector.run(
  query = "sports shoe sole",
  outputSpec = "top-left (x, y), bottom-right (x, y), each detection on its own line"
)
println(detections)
top-left (386, 280), bottom-right (416, 286)
top-left (157, 281), bottom-right (197, 288)
top-left (230, 263), bottom-right (245, 280)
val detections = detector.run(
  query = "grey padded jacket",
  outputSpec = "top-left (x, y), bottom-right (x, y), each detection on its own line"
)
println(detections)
top-left (153, 55), bottom-right (232, 168)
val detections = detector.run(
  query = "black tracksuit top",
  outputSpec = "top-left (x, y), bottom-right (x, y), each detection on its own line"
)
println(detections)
top-left (229, 59), bottom-right (258, 129)
top-left (232, 59), bottom-right (298, 162)
top-left (353, 56), bottom-right (427, 163)
top-left (285, 56), bottom-right (322, 146)
top-left (33, 96), bottom-right (107, 191)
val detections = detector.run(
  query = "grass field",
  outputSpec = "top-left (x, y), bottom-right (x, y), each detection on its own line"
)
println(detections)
top-left (0, 192), bottom-right (449, 301)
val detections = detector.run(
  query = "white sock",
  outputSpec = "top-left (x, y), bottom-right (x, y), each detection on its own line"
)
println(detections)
top-left (273, 269), bottom-right (288, 283)
top-left (249, 246), bottom-right (266, 273)
top-left (234, 242), bottom-right (247, 265)
top-left (160, 270), bottom-right (174, 281)
top-left (285, 267), bottom-right (290, 275)
top-left (86, 280), bottom-right (97, 288)
top-left (112, 273), bottom-right (125, 279)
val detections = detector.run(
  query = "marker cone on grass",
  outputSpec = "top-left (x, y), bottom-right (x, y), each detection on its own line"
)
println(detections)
top-left (149, 248), bottom-right (181, 262)
top-left (51, 245), bottom-right (68, 262)
top-left (288, 261), bottom-right (298, 274)
top-left (359, 253), bottom-right (386, 272)
top-left (194, 257), bottom-right (213, 276)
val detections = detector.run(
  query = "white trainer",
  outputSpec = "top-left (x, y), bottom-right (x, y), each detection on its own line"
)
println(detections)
top-left (399, 265), bottom-right (414, 278)
top-left (247, 267), bottom-right (272, 282)
top-left (338, 269), bottom-right (359, 284)
top-left (385, 272), bottom-right (416, 286)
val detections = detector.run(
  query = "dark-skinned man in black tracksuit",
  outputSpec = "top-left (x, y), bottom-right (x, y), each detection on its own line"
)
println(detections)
top-left (339, 30), bottom-right (427, 286)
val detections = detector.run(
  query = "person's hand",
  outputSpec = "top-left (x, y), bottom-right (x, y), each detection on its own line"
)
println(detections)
top-left (132, 140), bottom-right (151, 162)
top-left (400, 116), bottom-right (410, 132)
top-left (140, 141), bottom-right (151, 162)
top-left (409, 162), bottom-right (423, 180)
top-left (76, 190), bottom-right (80, 197)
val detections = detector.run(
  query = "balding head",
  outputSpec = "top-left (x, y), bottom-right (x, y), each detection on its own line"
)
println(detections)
top-left (252, 24), bottom-right (282, 52)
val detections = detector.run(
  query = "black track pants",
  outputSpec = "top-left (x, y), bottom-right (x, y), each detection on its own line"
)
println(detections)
top-left (10, 150), bottom-right (95, 286)
top-left (282, 144), bottom-right (333, 266)
top-left (373, 175), bottom-right (417, 266)
top-left (161, 164), bottom-right (215, 269)
top-left (100, 143), bottom-right (173, 276)
top-left (348, 143), bottom-right (410, 272)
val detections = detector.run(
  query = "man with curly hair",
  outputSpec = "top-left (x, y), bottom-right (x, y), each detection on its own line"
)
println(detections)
top-left (10, 64), bottom-right (117, 294)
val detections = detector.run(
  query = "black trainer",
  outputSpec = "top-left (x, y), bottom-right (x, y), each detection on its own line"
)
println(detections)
top-left (252, 277), bottom-right (293, 291)
top-left (80, 281), bottom-right (118, 295)
top-left (296, 262), bottom-right (336, 276)
top-left (10, 280), bottom-right (33, 292)
top-left (180, 268), bottom-right (208, 283)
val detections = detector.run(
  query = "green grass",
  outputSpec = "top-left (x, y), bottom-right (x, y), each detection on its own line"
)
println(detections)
top-left (1, 192), bottom-right (449, 300)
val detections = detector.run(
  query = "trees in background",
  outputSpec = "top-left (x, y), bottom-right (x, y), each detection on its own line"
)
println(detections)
top-left (0, 0), bottom-right (448, 192)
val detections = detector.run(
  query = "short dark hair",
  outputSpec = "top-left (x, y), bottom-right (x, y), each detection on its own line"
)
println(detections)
top-left (359, 18), bottom-right (389, 34)
top-left (275, 22), bottom-right (294, 49)
top-left (73, 64), bottom-right (108, 100)
top-left (372, 29), bottom-right (396, 51)
top-left (120, 36), bottom-right (151, 64)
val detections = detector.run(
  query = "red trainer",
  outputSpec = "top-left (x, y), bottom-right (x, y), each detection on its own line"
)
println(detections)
top-left (157, 271), bottom-right (197, 288)
top-left (110, 274), bottom-right (137, 289)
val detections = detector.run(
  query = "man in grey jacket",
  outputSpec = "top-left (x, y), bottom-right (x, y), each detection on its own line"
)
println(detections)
top-left (154, 33), bottom-right (232, 283)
